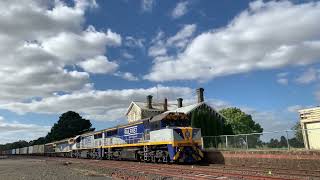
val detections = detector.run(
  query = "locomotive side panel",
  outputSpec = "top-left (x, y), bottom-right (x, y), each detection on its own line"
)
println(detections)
top-left (117, 122), bottom-right (145, 144)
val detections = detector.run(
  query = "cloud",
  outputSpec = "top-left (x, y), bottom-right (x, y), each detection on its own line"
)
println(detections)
top-left (240, 107), bottom-right (298, 133)
top-left (122, 52), bottom-right (134, 59)
top-left (141, 0), bottom-right (155, 12)
top-left (148, 24), bottom-right (196, 57)
top-left (172, 1), bottom-right (189, 19)
top-left (277, 78), bottom-right (289, 85)
top-left (167, 24), bottom-right (196, 48)
top-left (287, 105), bottom-right (305, 113)
top-left (0, 0), bottom-right (121, 102)
top-left (125, 36), bottom-right (145, 49)
top-left (0, 86), bottom-right (193, 121)
top-left (145, 0), bottom-right (320, 82)
top-left (79, 56), bottom-right (119, 74)
top-left (277, 72), bottom-right (288, 78)
top-left (42, 26), bottom-right (121, 64)
top-left (276, 72), bottom-right (289, 85)
top-left (295, 68), bottom-right (317, 84)
top-left (0, 116), bottom-right (50, 144)
top-left (114, 72), bottom-right (139, 81)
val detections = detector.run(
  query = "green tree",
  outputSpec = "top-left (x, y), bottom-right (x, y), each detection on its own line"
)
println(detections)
top-left (268, 138), bottom-right (280, 148)
top-left (219, 107), bottom-right (263, 134)
top-left (45, 111), bottom-right (94, 142)
top-left (191, 108), bottom-right (231, 148)
top-left (191, 108), bottom-right (224, 136)
top-left (30, 137), bottom-right (46, 145)
top-left (279, 136), bottom-right (288, 148)
top-left (289, 121), bottom-right (304, 148)
top-left (292, 121), bottom-right (303, 142)
top-left (0, 140), bottom-right (30, 151)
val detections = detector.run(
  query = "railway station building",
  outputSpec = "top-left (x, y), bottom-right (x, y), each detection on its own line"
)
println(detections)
top-left (125, 88), bottom-right (225, 126)
top-left (299, 107), bottom-right (320, 150)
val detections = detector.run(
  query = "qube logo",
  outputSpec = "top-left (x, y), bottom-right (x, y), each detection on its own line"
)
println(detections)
top-left (124, 126), bottom-right (138, 136)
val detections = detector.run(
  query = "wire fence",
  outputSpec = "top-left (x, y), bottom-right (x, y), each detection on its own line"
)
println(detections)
top-left (202, 128), bottom-right (320, 150)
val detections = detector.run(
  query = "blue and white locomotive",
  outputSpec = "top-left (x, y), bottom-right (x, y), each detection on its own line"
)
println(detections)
top-left (2, 112), bottom-right (203, 163)
top-left (71, 112), bottom-right (203, 163)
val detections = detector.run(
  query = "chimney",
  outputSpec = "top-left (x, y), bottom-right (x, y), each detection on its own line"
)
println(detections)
top-left (177, 98), bottom-right (183, 108)
top-left (146, 95), bottom-right (153, 109)
top-left (163, 98), bottom-right (168, 111)
top-left (196, 88), bottom-right (204, 103)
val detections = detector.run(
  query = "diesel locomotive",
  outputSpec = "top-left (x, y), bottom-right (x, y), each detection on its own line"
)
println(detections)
top-left (3, 112), bottom-right (203, 163)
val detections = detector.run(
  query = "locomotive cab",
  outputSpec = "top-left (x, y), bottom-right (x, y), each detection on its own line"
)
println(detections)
top-left (146, 112), bottom-right (203, 163)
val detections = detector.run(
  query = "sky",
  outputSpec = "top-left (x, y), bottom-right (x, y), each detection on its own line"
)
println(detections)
top-left (0, 0), bottom-right (320, 144)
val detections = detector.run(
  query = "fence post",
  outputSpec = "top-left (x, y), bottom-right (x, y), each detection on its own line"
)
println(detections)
top-left (215, 136), bottom-right (217, 149)
top-left (225, 136), bottom-right (228, 149)
top-left (285, 130), bottom-right (290, 150)
top-left (246, 135), bottom-right (248, 150)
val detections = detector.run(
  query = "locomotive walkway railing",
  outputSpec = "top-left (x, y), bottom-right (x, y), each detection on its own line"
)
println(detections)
top-left (202, 128), bottom-right (320, 151)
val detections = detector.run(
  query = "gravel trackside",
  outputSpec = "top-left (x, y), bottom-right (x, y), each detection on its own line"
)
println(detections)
top-left (0, 156), bottom-right (111, 180)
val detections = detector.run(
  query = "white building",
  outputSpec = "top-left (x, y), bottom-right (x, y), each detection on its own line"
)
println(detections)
top-left (299, 107), bottom-right (320, 150)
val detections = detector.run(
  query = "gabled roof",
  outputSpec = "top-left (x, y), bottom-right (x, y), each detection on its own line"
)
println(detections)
top-left (168, 102), bottom-right (206, 114)
top-left (168, 102), bottom-right (226, 119)
top-left (125, 101), bottom-right (178, 115)
top-left (150, 112), bottom-right (188, 122)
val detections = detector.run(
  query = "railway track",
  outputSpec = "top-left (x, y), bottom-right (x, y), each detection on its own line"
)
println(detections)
top-left (73, 158), bottom-right (317, 180)
top-left (19, 156), bottom-right (320, 179)
top-left (205, 164), bottom-right (320, 179)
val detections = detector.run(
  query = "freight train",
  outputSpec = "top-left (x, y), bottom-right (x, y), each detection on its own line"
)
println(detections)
top-left (1, 112), bottom-right (203, 163)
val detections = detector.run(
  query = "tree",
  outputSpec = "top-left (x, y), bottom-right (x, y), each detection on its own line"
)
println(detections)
top-left (279, 136), bottom-right (288, 147)
top-left (219, 107), bottom-right (263, 134)
top-left (289, 121), bottom-right (304, 148)
top-left (0, 140), bottom-right (30, 151)
top-left (292, 121), bottom-right (303, 142)
top-left (0, 111), bottom-right (94, 151)
top-left (45, 111), bottom-right (94, 142)
top-left (268, 138), bottom-right (280, 148)
top-left (191, 108), bottom-right (227, 148)
top-left (191, 108), bottom-right (224, 136)
top-left (30, 137), bottom-right (46, 145)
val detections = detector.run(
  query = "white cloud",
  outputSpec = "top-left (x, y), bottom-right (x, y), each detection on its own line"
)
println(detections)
top-left (0, 86), bottom-right (193, 121)
top-left (0, 116), bottom-right (50, 144)
top-left (277, 78), bottom-right (289, 85)
top-left (172, 1), bottom-right (189, 19)
top-left (42, 26), bottom-right (121, 64)
top-left (276, 72), bottom-right (289, 85)
top-left (277, 72), bottom-right (288, 78)
top-left (295, 68), bottom-right (317, 84)
top-left (141, 0), bottom-right (155, 12)
top-left (122, 52), bottom-right (134, 59)
top-left (125, 36), bottom-right (144, 49)
top-left (79, 56), bottom-right (119, 74)
top-left (287, 105), bottom-right (305, 113)
top-left (148, 24), bottom-right (196, 57)
top-left (0, 0), bottom-right (122, 102)
top-left (114, 72), bottom-right (139, 81)
top-left (145, 0), bottom-right (320, 82)
top-left (167, 24), bottom-right (196, 48)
